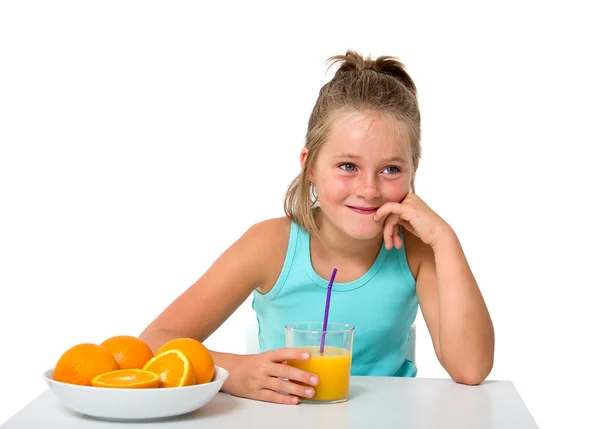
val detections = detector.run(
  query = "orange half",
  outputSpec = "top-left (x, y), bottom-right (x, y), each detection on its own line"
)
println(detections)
top-left (91, 369), bottom-right (160, 388)
top-left (142, 349), bottom-right (196, 388)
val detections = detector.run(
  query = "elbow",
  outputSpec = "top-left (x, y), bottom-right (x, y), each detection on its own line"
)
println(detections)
top-left (452, 371), bottom-right (487, 386)
top-left (440, 334), bottom-right (495, 386)
top-left (450, 359), bottom-right (494, 386)
top-left (442, 348), bottom-right (494, 386)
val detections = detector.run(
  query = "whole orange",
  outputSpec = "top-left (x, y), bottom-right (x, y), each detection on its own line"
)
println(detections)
top-left (156, 338), bottom-right (214, 384)
top-left (100, 335), bottom-right (154, 369)
top-left (53, 343), bottom-right (119, 386)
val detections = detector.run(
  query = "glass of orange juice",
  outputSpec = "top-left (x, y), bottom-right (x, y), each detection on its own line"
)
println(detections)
top-left (285, 322), bottom-right (354, 404)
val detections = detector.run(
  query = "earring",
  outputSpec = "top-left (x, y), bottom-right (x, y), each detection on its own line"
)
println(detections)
top-left (310, 184), bottom-right (319, 206)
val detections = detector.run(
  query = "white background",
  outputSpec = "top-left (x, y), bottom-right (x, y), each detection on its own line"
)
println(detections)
top-left (1, 1), bottom-right (598, 427)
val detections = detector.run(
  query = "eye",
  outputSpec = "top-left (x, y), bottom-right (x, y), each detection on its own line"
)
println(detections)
top-left (383, 166), bottom-right (401, 174)
top-left (339, 163), bottom-right (357, 172)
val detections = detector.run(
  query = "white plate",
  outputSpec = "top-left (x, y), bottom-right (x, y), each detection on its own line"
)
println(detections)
top-left (43, 366), bottom-right (229, 421)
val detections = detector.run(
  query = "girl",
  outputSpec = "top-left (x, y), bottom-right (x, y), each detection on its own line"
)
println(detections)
top-left (140, 50), bottom-right (495, 405)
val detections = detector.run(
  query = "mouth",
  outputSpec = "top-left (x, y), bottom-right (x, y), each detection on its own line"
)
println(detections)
top-left (346, 205), bottom-right (379, 215)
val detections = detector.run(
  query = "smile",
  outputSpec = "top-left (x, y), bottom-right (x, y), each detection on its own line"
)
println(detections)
top-left (347, 205), bottom-right (378, 215)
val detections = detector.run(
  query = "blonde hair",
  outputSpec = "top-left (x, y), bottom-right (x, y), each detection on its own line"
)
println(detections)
top-left (284, 50), bottom-right (422, 236)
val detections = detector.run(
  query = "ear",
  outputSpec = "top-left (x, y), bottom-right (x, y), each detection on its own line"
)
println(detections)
top-left (412, 159), bottom-right (419, 175)
top-left (410, 159), bottom-right (419, 193)
top-left (300, 148), bottom-right (315, 182)
top-left (300, 147), bottom-right (309, 167)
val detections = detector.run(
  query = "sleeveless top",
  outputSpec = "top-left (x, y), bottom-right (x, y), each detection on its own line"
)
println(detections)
top-left (251, 220), bottom-right (419, 377)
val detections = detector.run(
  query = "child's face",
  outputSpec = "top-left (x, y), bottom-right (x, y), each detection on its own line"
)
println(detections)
top-left (309, 111), bottom-right (412, 241)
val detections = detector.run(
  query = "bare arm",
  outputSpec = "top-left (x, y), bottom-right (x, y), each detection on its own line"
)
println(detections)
top-left (375, 194), bottom-right (494, 385)
top-left (139, 220), bottom-right (279, 376)
top-left (413, 228), bottom-right (495, 385)
top-left (138, 218), bottom-right (318, 404)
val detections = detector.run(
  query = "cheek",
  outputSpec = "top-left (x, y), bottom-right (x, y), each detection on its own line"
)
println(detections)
top-left (382, 181), bottom-right (410, 202)
top-left (320, 175), bottom-right (351, 200)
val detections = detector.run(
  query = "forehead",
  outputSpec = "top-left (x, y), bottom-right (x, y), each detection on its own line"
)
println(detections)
top-left (323, 111), bottom-right (410, 159)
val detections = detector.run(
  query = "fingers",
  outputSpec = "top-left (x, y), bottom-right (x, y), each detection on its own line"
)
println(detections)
top-left (266, 347), bottom-right (311, 363)
top-left (373, 202), bottom-right (394, 222)
top-left (382, 214), bottom-right (399, 250)
top-left (269, 361), bottom-right (319, 387)
top-left (235, 348), bottom-right (317, 406)
top-left (260, 349), bottom-right (320, 403)
top-left (254, 389), bottom-right (300, 405)
top-left (392, 224), bottom-right (403, 249)
top-left (398, 219), bottom-right (417, 236)
top-left (375, 201), bottom-right (416, 249)
top-left (264, 375), bottom-right (316, 401)
top-left (374, 198), bottom-right (412, 221)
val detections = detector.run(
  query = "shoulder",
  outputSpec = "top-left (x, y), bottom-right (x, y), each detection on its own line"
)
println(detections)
top-left (242, 217), bottom-right (292, 293)
top-left (243, 216), bottom-right (291, 248)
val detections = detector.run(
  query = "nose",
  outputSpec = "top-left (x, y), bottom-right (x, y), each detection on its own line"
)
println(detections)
top-left (355, 174), bottom-right (380, 200)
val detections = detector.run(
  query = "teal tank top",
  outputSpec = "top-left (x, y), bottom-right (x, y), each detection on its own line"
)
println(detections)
top-left (252, 220), bottom-right (419, 377)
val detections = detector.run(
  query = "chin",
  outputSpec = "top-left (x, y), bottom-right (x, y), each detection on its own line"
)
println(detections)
top-left (320, 205), bottom-right (383, 241)
top-left (341, 221), bottom-right (382, 241)
top-left (347, 229), bottom-right (381, 241)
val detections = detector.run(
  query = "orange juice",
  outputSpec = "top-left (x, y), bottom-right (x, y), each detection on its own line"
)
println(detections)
top-left (287, 346), bottom-right (352, 402)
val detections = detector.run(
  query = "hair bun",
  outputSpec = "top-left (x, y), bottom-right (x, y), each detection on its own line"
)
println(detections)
top-left (327, 50), bottom-right (417, 96)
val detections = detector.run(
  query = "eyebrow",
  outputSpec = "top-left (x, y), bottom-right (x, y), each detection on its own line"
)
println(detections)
top-left (332, 153), bottom-right (407, 164)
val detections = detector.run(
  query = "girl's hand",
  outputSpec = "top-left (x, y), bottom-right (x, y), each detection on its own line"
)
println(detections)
top-left (223, 348), bottom-right (319, 405)
top-left (373, 193), bottom-right (452, 250)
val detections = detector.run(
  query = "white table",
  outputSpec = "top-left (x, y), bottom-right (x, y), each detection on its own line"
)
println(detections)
top-left (1, 376), bottom-right (538, 429)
